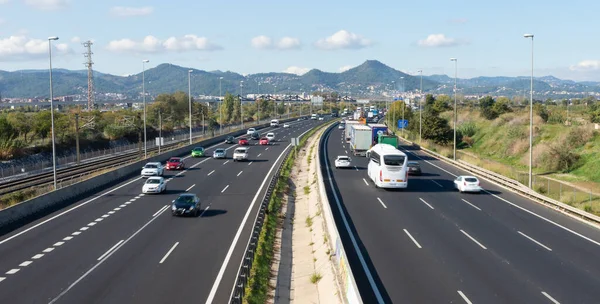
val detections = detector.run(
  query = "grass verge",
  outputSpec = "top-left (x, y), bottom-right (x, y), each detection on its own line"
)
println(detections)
top-left (243, 120), bottom-right (337, 304)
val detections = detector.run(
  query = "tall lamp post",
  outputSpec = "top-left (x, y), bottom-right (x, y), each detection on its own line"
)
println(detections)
top-left (240, 81), bottom-right (244, 130)
top-left (258, 82), bottom-right (261, 124)
top-left (524, 34), bottom-right (534, 189)
top-left (418, 69), bottom-right (423, 142)
top-left (401, 77), bottom-right (405, 136)
top-left (219, 77), bottom-right (223, 134)
top-left (450, 58), bottom-right (458, 161)
top-left (48, 36), bottom-right (59, 190)
top-left (390, 80), bottom-right (395, 127)
top-left (142, 59), bottom-right (149, 158)
top-left (274, 85), bottom-right (277, 118)
top-left (188, 70), bottom-right (193, 144)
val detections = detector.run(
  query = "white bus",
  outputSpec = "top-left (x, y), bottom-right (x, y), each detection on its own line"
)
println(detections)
top-left (366, 144), bottom-right (408, 189)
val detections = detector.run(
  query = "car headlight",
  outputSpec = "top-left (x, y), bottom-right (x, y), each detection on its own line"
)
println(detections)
top-left (171, 205), bottom-right (176, 211)
top-left (189, 206), bottom-right (195, 210)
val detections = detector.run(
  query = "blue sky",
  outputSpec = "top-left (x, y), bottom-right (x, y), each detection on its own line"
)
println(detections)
top-left (1, 0), bottom-right (599, 81)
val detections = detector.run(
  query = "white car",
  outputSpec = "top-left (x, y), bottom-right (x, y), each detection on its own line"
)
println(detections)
top-left (338, 124), bottom-right (345, 129)
top-left (266, 132), bottom-right (276, 142)
top-left (142, 177), bottom-right (166, 194)
top-left (247, 128), bottom-right (256, 135)
top-left (318, 117), bottom-right (324, 121)
top-left (283, 123), bottom-right (290, 128)
top-left (270, 119), bottom-right (279, 127)
top-left (233, 147), bottom-right (249, 161)
top-left (454, 176), bottom-right (482, 193)
top-left (141, 162), bottom-right (164, 178)
top-left (334, 156), bottom-right (352, 168)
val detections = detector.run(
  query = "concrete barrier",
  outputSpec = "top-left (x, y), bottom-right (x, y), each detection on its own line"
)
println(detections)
top-left (0, 117), bottom-right (307, 234)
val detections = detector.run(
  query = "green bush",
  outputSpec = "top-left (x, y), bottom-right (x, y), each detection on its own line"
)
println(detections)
top-left (458, 121), bottom-right (477, 137)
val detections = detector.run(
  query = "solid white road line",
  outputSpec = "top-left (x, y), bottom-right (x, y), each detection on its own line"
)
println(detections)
top-left (542, 291), bottom-right (561, 304)
top-left (49, 205), bottom-right (171, 304)
top-left (461, 199), bottom-right (482, 211)
top-left (403, 229), bottom-right (422, 249)
top-left (153, 205), bottom-right (169, 217)
top-left (159, 242), bottom-right (180, 264)
top-left (430, 180), bottom-right (443, 188)
top-left (207, 170), bottom-right (215, 176)
top-left (221, 185), bottom-right (229, 193)
top-left (43, 247), bottom-right (54, 253)
top-left (19, 261), bottom-right (33, 267)
top-left (223, 160), bottom-right (229, 165)
top-left (97, 240), bottom-right (124, 261)
top-left (518, 231), bottom-right (552, 251)
top-left (237, 171), bottom-right (243, 177)
top-left (419, 198), bottom-right (435, 210)
top-left (248, 161), bottom-right (253, 166)
top-left (362, 178), bottom-right (369, 186)
top-left (6, 269), bottom-right (19, 275)
top-left (321, 130), bottom-right (385, 304)
top-left (257, 153), bottom-right (262, 157)
top-left (32, 254), bottom-right (44, 259)
top-left (460, 230), bottom-right (487, 250)
top-left (53, 241), bottom-right (64, 247)
top-left (399, 146), bottom-right (600, 247)
top-left (186, 184), bottom-right (196, 192)
top-left (377, 198), bottom-right (388, 209)
top-left (457, 290), bottom-right (473, 304)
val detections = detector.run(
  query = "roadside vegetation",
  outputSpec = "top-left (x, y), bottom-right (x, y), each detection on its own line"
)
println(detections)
top-left (390, 94), bottom-right (600, 215)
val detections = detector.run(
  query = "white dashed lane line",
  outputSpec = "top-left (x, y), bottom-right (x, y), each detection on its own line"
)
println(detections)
top-left (362, 178), bottom-right (369, 186)
top-left (53, 242), bottom-right (64, 247)
top-left (248, 161), bottom-right (253, 166)
top-left (257, 153), bottom-right (262, 157)
top-left (457, 291), bottom-right (473, 304)
top-left (419, 198), bottom-right (435, 210)
top-left (207, 170), bottom-right (215, 176)
top-left (42, 248), bottom-right (54, 253)
top-left (159, 242), bottom-right (179, 264)
top-left (221, 185), bottom-right (230, 193)
top-left (237, 171), bottom-right (243, 177)
top-left (460, 230), bottom-right (487, 250)
top-left (223, 160), bottom-right (229, 165)
top-left (6, 269), bottom-right (19, 275)
top-left (32, 254), bottom-right (44, 259)
top-left (186, 184), bottom-right (196, 192)
top-left (19, 261), bottom-right (33, 267)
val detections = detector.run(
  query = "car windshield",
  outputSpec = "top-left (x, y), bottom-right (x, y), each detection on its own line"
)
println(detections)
top-left (338, 157), bottom-right (349, 161)
top-left (175, 195), bottom-right (195, 205)
top-left (407, 162), bottom-right (419, 167)
top-left (465, 177), bottom-right (478, 183)
top-left (146, 179), bottom-right (160, 184)
top-left (261, 138), bottom-right (268, 140)
top-left (215, 149), bottom-right (225, 153)
top-left (193, 147), bottom-right (203, 151)
top-left (227, 136), bottom-right (234, 140)
top-left (169, 159), bottom-right (180, 163)
top-left (383, 155), bottom-right (406, 166)
top-left (235, 149), bottom-right (246, 153)
top-left (144, 164), bottom-right (157, 169)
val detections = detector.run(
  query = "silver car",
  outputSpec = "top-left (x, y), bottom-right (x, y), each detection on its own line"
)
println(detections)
top-left (213, 148), bottom-right (226, 159)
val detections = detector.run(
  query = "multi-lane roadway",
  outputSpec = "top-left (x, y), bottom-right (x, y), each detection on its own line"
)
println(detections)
top-left (321, 124), bottom-right (600, 304)
top-left (0, 117), bottom-right (326, 304)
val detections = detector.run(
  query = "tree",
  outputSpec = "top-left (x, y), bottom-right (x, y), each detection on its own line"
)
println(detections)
top-left (425, 94), bottom-right (435, 107)
top-left (6, 112), bottom-right (32, 143)
top-left (589, 103), bottom-right (600, 123)
top-left (233, 96), bottom-right (241, 123)
top-left (534, 103), bottom-right (549, 122)
top-left (479, 96), bottom-right (498, 120)
top-left (33, 111), bottom-right (52, 141)
top-left (422, 111), bottom-right (453, 145)
top-left (492, 97), bottom-right (512, 116)
top-left (222, 93), bottom-right (235, 123)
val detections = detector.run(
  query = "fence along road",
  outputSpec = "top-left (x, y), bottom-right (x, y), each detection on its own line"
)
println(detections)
top-left (0, 118), bottom-right (326, 304)
top-left (322, 124), bottom-right (600, 303)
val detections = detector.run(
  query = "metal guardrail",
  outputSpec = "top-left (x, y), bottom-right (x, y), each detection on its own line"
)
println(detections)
top-left (398, 137), bottom-right (600, 226)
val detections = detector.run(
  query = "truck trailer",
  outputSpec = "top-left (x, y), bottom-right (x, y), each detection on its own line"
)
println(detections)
top-left (344, 120), bottom-right (360, 142)
top-left (377, 134), bottom-right (398, 148)
top-left (350, 125), bottom-right (372, 156)
top-left (368, 123), bottom-right (388, 146)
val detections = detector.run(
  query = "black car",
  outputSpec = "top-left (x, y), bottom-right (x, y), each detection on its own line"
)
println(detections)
top-left (250, 132), bottom-right (260, 140)
top-left (171, 193), bottom-right (201, 217)
top-left (225, 135), bottom-right (235, 144)
top-left (407, 161), bottom-right (422, 175)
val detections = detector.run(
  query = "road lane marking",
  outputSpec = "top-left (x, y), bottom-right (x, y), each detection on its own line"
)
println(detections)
top-left (345, 150), bottom-right (348, 154)
top-left (354, 166), bottom-right (358, 171)
top-left (102, 214), bottom-right (110, 218)
top-left (457, 291), bottom-right (473, 304)
top-left (186, 184), bottom-right (196, 192)
top-left (63, 236), bottom-right (73, 241)
top-left (72, 231), bottom-right (81, 235)
top-left (237, 171), bottom-right (243, 177)
top-left (223, 160), bottom-right (229, 165)
top-left (430, 180), bottom-right (443, 187)
top-left (518, 231), bottom-right (552, 251)
top-left (159, 242), bottom-right (180, 264)
top-left (32, 254), bottom-right (44, 259)
top-left (542, 291), bottom-right (560, 304)
top-left (124, 201), bottom-right (131, 205)
top-left (129, 199), bottom-right (135, 202)
top-left (362, 178), bottom-right (369, 186)
top-left (108, 211), bottom-right (115, 214)
top-left (257, 153), bottom-right (262, 157)
top-left (207, 170), bottom-right (215, 176)
top-left (97, 240), bottom-right (124, 261)
top-left (87, 222), bottom-right (97, 226)
top-left (119, 204), bottom-right (126, 208)
top-left (461, 199), bottom-right (481, 211)
top-left (113, 207), bottom-right (121, 211)
top-left (80, 227), bottom-right (89, 231)
top-left (265, 147), bottom-right (269, 150)
top-left (248, 161), bottom-right (253, 166)
top-left (43, 247), bottom-right (55, 253)
top-left (403, 229), bottom-right (422, 248)
top-left (153, 205), bottom-right (169, 217)
top-left (95, 218), bottom-right (104, 222)
top-left (6, 269), bottom-right (19, 275)
top-left (200, 206), bottom-right (211, 217)
top-left (53, 241), bottom-right (64, 247)
top-left (221, 185), bottom-right (230, 193)
top-left (460, 230), bottom-right (487, 249)
top-left (19, 261), bottom-right (32, 267)
top-left (0, 277), bottom-right (5, 282)
top-left (377, 198), bottom-right (387, 209)
top-left (419, 198), bottom-right (435, 210)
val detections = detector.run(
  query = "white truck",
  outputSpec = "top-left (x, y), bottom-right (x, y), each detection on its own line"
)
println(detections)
top-left (311, 114), bottom-right (318, 120)
top-left (349, 125), bottom-right (372, 156)
top-left (344, 120), bottom-right (360, 142)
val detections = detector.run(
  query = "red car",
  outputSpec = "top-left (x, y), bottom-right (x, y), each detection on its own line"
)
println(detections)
top-left (259, 137), bottom-right (269, 145)
top-left (239, 138), bottom-right (249, 145)
top-left (166, 157), bottom-right (185, 170)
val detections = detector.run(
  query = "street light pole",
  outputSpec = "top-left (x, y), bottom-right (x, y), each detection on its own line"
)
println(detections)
top-left (274, 85), bottom-right (277, 118)
top-left (48, 36), bottom-right (59, 190)
top-left (401, 77), bottom-right (405, 136)
top-left (418, 69), bottom-right (423, 142)
top-left (188, 70), bottom-right (193, 144)
top-left (524, 34), bottom-right (534, 189)
top-left (257, 82), bottom-right (261, 124)
top-left (240, 81), bottom-right (244, 130)
top-left (142, 59), bottom-right (149, 158)
top-left (158, 109), bottom-right (162, 154)
top-left (219, 77), bottom-right (223, 135)
top-left (450, 58), bottom-right (458, 161)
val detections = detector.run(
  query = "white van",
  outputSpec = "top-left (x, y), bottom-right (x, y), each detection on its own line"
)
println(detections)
top-left (311, 114), bottom-right (318, 120)
top-left (270, 119), bottom-right (279, 127)
top-left (366, 144), bottom-right (408, 189)
top-left (233, 147), bottom-right (249, 161)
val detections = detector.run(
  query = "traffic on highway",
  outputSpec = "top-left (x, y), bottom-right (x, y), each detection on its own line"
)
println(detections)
top-left (0, 117), bottom-right (329, 304)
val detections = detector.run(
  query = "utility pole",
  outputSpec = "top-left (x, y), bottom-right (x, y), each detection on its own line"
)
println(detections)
top-left (83, 41), bottom-right (94, 111)
top-left (158, 110), bottom-right (162, 154)
top-left (75, 113), bottom-right (80, 164)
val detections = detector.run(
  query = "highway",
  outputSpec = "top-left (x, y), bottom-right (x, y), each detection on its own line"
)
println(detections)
top-left (0, 117), bottom-right (327, 304)
top-left (320, 124), bottom-right (600, 304)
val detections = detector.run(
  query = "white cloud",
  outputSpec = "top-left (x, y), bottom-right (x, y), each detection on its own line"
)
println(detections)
top-left (276, 37), bottom-right (301, 50)
top-left (0, 35), bottom-right (71, 61)
top-left (23, 0), bottom-right (70, 10)
top-left (314, 30), bottom-right (373, 50)
top-left (339, 65), bottom-right (353, 72)
top-left (251, 35), bottom-right (272, 49)
top-left (417, 34), bottom-right (467, 47)
top-left (283, 66), bottom-right (310, 75)
top-left (71, 36), bottom-right (80, 43)
top-left (106, 35), bottom-right (222, 53)
top-left (569, 60), bottom-right (600, 71)
top-left (110, 6), bottom-right (154, 17)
